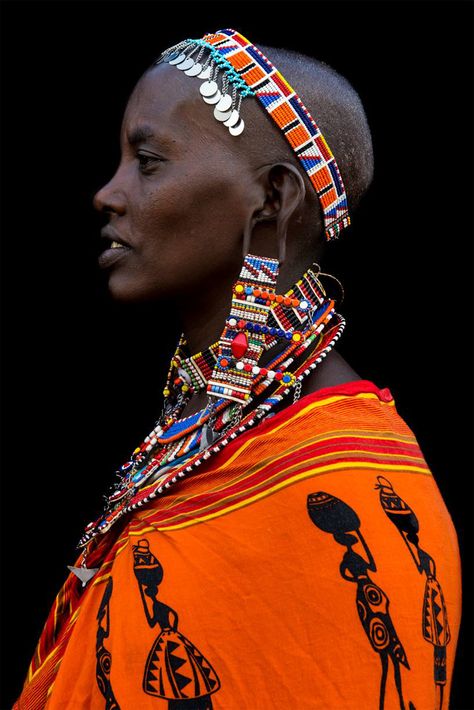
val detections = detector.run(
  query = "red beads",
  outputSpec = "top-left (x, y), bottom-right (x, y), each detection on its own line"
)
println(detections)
top-left (231, 331), bottom-right (248, 358)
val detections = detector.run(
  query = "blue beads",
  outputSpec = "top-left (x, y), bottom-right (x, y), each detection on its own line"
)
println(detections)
top-left (184, 38), bottom-right (255, 97)
top-left (245, 286), bottom-right (253, 294)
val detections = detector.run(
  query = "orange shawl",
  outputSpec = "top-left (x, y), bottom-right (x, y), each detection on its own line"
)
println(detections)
top-left (15, 381), bottom-right (461, 709)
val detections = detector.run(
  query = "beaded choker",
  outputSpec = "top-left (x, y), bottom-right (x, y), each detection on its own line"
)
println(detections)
top-left (78, 258), bottom-right (345, 557)
top-left (157, 29), bottom-right (350, 241)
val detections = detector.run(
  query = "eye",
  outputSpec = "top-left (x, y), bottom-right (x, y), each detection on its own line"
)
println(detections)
top-left (136, 151), bottom-right (163, 173)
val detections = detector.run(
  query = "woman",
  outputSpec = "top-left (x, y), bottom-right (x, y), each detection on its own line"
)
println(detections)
top-left (15, 29), bottom-right (461, 709)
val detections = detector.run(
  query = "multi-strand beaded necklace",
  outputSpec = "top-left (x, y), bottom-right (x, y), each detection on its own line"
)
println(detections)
top-left (78, 256), bottom-right (345, 561)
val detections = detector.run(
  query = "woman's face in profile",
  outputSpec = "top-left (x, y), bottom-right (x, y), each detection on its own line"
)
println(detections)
top-left (94, 64), bottom-right (259, 303)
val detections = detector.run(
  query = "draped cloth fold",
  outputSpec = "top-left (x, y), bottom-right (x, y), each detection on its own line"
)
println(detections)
top-left (15, 381), bottom-right (461, 709)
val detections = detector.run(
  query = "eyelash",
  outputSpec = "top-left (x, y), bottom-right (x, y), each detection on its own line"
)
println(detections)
top-left (136, 151), bottom-right (163, 173)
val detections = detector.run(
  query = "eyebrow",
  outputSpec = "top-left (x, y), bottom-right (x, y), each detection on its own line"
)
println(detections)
top-left (126, 124), bottom-right (176, 150)
top-left (127, 125), bottom-right (155, 145)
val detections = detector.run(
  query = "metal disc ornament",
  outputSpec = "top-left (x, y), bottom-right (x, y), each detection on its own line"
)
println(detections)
top-left (197, 66), bottom-right (212, 80)
top-left (176, 57), bottom-right (194, 71)
top-left (229, 119), bottom-right (245, 136)
top-left (185, 62), bottom-right (202, 77)
top-left (168, 53), bottom-right (186, 66)
top-left (202, 90), bottom-right (222, 105)
top-left (216, 93), bottom-right (232, 112)
top-left (200, 80), bottom-right (218, 97)
top-left (223, 110), bottom-right (240, 128)
top-left (214, 107), bottom-right (233, 122)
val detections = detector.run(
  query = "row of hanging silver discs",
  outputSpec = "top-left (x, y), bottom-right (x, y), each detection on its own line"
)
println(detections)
top-left (156, 38), bottom-right (256, 136)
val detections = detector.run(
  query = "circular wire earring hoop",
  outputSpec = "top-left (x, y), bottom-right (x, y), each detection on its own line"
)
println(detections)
top-left (311, 263), bottom-right (345, 304)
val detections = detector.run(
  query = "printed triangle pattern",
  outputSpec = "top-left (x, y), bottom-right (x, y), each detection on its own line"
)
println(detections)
top-left (143, 629), bottom-right (220, 699)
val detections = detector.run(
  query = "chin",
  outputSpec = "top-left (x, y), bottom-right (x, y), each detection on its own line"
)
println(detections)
top-left (106, 270), bottom-right (172, 303)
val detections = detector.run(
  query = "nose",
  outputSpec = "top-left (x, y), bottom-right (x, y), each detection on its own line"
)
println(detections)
top-left (93, 169), bottom-right (127, 216)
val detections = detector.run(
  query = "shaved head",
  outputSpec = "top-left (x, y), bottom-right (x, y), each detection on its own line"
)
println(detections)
top-left (259, 45), bottom-right (374, 213)
top-left (237, 45), bottom-right (374, 254)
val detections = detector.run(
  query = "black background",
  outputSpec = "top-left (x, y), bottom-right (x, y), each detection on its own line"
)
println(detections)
top-left (1, 1), bottom-right (473, 708)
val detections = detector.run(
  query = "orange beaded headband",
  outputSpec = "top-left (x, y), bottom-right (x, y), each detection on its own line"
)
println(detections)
top-left (158, 28), bottom-right (350, 241)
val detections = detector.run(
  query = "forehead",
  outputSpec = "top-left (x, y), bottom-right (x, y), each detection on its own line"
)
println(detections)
top-left (123, 63), bottom-right (234, 147)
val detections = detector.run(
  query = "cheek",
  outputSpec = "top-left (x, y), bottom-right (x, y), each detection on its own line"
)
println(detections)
top-left (134, 168), bottom-right (249, 259)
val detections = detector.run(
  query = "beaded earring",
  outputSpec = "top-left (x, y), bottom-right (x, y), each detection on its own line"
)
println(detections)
top-left (206, 253), bottom-right (280, 405)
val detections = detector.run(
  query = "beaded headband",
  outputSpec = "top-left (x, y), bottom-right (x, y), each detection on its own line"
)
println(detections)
top-left (156, 29), bottom-right (350, 241)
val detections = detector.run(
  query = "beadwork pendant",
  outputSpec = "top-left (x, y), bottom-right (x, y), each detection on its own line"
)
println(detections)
top-left (207, 254), bottom-right (279, 404)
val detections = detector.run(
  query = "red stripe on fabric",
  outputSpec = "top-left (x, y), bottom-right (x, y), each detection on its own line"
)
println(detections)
top-left (144, 440), bottom-right (425, 526)
top-left (153, 450), bottom-right (428, 528)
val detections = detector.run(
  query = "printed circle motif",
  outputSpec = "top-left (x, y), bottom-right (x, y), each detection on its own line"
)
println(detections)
top-left (369, 618), bottom-right (389, 650)
top-left (100, 649), bottom-right (112, 674)
top-left (364, 583), bottom-right (383, 607)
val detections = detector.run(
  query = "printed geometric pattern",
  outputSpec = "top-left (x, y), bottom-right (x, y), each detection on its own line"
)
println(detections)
top-left (202, 29), bottom-right (350, 240)
top-left (144, 629), bottom-right (220, 699)
top-left (422, 577), bottom-right (451, 647)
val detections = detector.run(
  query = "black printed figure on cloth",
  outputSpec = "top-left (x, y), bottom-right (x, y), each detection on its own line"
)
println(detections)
top-left (375, 476), bottom-right (451, 709)
top-left (96, 577), bottom-right (121, 710)
top-left (132, 539), bottom-right (220, 709)
top-left (307, 492), bottom-right (411, 710)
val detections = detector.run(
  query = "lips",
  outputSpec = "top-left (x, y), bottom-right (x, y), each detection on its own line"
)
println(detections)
top-left (100, 225), bottom-right (132, 249)
top-left (99, 226), bottom-right (132, 269)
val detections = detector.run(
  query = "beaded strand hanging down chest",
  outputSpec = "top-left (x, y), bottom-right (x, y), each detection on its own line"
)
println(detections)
top-left (78, 256), bottom-right (345, 552)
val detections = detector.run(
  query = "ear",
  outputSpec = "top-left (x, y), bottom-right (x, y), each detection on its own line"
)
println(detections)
top-left (243, 162), bottom-right (306, 264)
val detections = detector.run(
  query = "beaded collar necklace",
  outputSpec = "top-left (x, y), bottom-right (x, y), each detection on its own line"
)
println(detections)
top-left (78, 258), bottom-right (345, 562)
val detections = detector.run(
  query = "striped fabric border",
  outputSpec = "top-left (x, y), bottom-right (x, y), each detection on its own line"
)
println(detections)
top-left (137, 424), bottom-right (430, 532)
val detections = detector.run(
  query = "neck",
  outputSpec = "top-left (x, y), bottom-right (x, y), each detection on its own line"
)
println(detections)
top-left (175, 276), bottom-right (236, 353)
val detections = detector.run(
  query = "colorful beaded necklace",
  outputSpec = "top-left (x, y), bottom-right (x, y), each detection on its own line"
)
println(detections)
top-left (78, 258), bottom-right (345, 563)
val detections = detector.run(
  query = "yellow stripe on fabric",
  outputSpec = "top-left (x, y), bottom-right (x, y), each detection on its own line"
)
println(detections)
top-left (139, 392), bottom-right (393, 498)
top-left (152, 461), bottom-right (431, 532)
top-left (216, 392), bottom-right (390, 471)
top-left (150, 450), bottom-right (428, 528)
top-left (140, 429), bottom-right (423, 523)
top-left (27, 609), bottom-right (81, 682)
